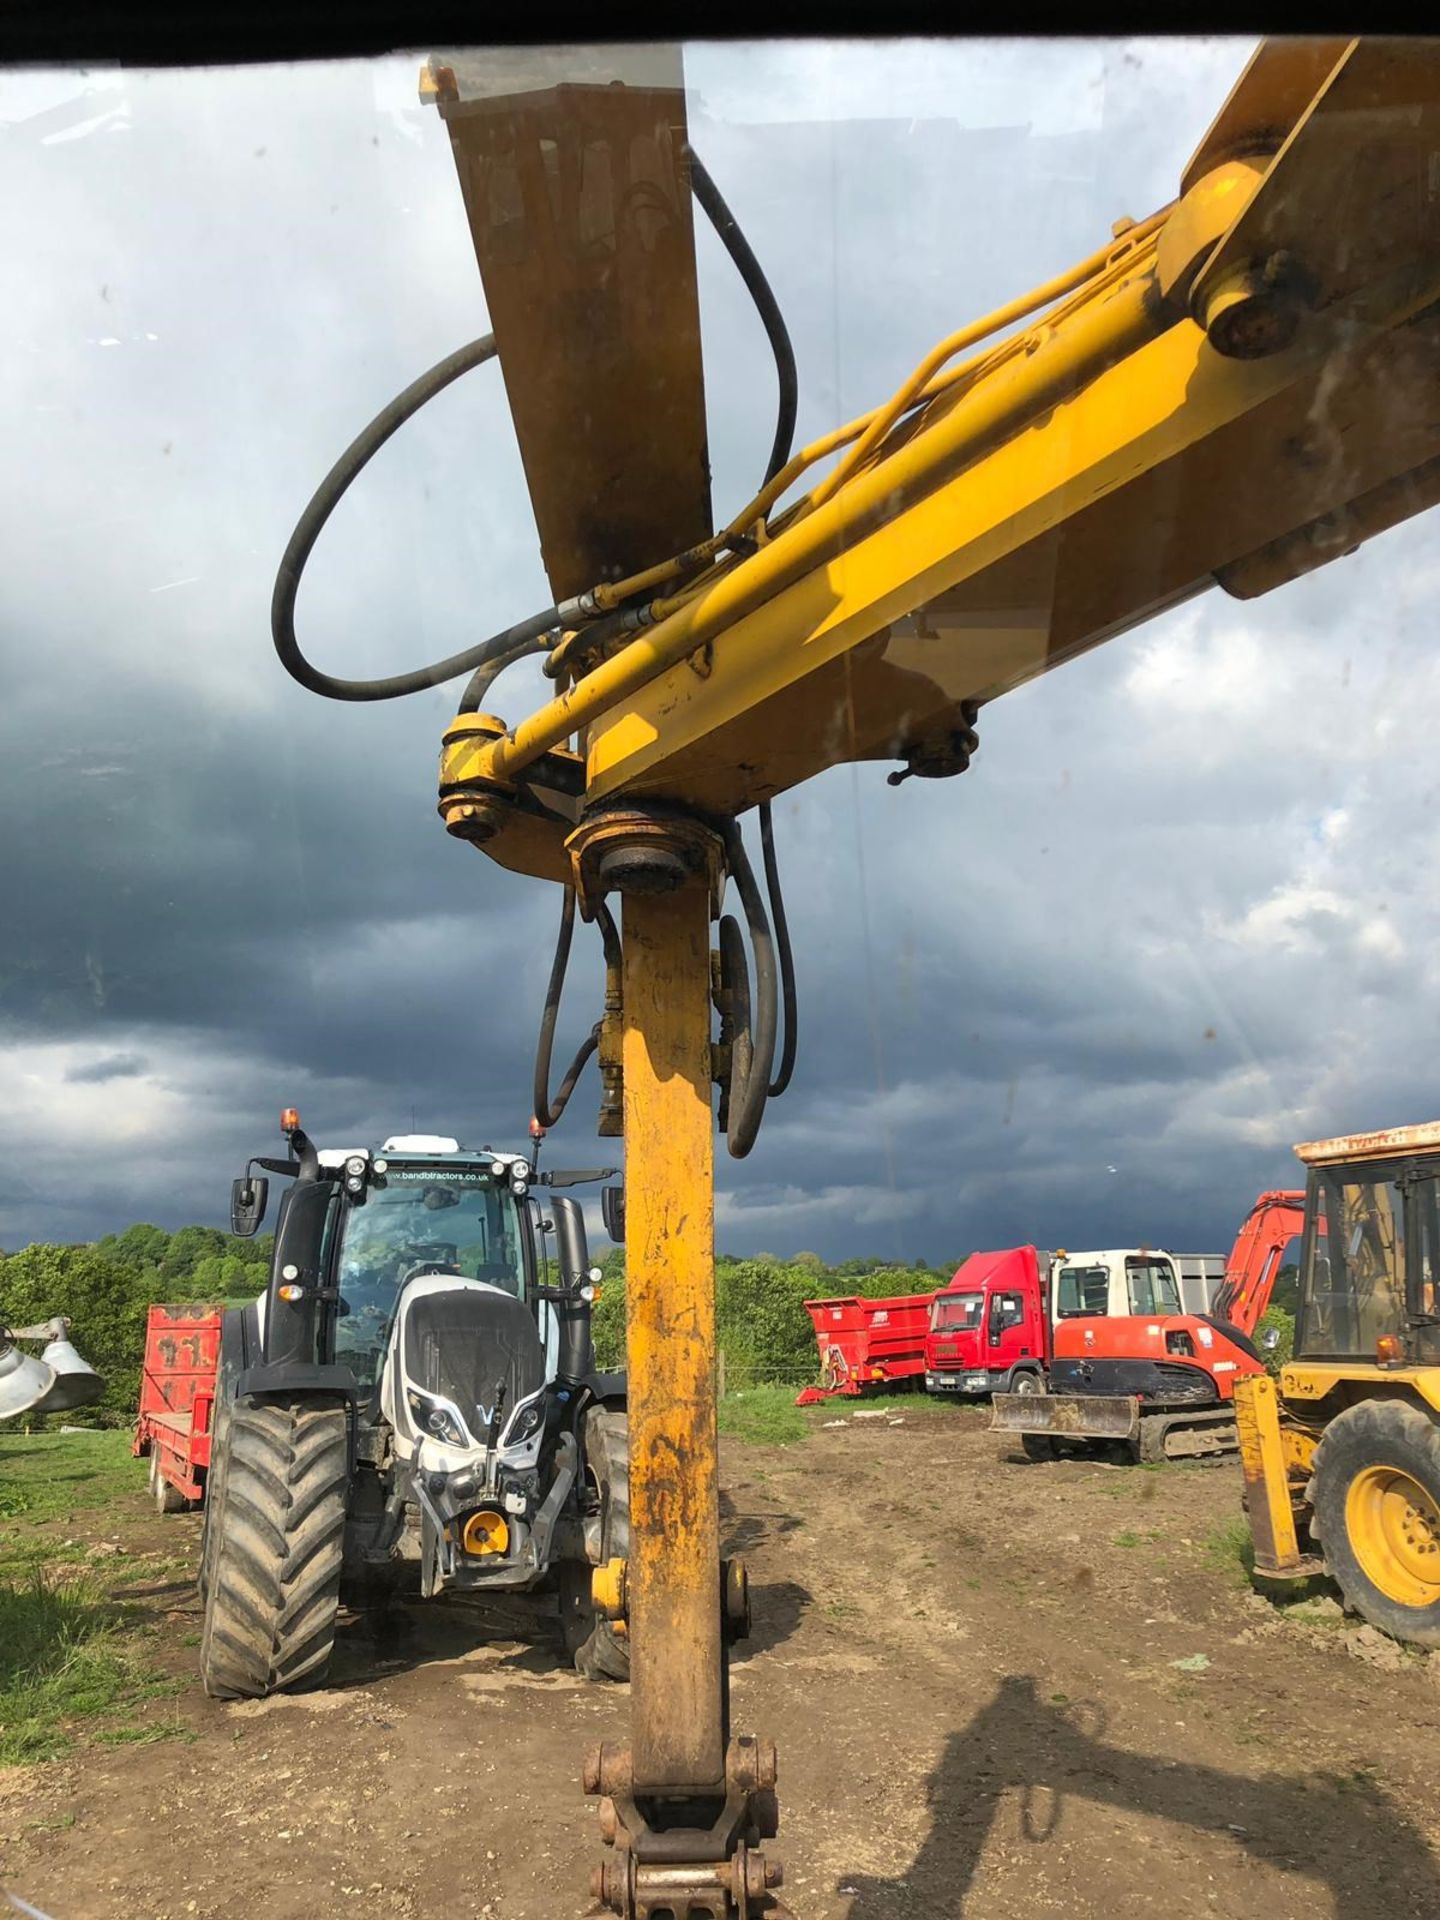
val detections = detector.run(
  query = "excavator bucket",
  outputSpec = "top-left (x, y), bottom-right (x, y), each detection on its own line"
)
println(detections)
top-left (991, 1392), bottom-right (1139, 1444)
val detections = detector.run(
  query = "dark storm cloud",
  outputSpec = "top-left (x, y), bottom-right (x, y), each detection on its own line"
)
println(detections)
top-left (64, 1052), bottom-right (147, 1083)
top-left (4, 40), bottom-right (1438, 1264)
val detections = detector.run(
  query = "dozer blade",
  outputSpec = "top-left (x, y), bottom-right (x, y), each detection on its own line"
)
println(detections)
top-left (991, 1392), bottom-right (1139, 1442)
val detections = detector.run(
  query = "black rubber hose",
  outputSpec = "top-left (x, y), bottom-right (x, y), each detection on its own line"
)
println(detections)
top-left (721, 822), bottom-right (779, 1160)
top-left (686, 148), bottom-right (797, 488)
top-left (457, 630), bottom-right (552, 715)
top-left (759, 801), bottom-right (797, 1098)
top-left (271, 333), bottom-right (562, 703)
top-left (533, 886), bottom-right (603, 1131)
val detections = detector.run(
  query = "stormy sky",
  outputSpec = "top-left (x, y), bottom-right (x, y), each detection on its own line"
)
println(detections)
top-left (3, 39), bottom-right (1437, 1267)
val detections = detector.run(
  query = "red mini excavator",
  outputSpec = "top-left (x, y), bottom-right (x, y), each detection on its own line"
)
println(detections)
top-left (993, 1191), bottom-right (1306, 1461)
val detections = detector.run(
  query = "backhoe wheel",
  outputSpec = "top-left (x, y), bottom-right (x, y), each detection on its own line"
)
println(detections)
top-left (199, 1397), bottom-right (348, 1700)
top-left (1020, 1433), bottom-right (1058, 1462)
top-left (1310, 1399), bottom-right (1440, 1648)
top-left (559, 1406), bottom-right (630, 1683)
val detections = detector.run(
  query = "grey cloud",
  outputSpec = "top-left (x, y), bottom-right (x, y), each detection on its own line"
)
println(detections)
top-left (63, 1051), bottom-right (148, 1083)
top-left (4, 42), bottom-right (1438, 1266)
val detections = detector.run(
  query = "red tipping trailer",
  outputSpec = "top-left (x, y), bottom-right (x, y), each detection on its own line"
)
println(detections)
top-left (132, 1303), bottom-right (222, 1512)
top-left (795, 1290), bottom-right (936, 1405)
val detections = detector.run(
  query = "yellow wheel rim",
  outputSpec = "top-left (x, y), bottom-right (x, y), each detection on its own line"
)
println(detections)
top-left (1346, 1464), bottom-right (1440, 1609)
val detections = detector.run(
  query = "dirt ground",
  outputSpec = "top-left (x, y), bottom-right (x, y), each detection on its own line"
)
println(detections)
top-left (6, 1402), bottom-right (1440, 1919)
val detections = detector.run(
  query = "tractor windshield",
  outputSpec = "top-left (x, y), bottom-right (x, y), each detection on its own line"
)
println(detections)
top-left (932, 1293), bottom-right (983, 1332)
top-left (333, 1165), bottom-right (526, 1387)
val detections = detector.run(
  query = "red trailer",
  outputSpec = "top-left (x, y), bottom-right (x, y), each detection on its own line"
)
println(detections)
top-left (132, 1304), bottom-right (222, 1513)
top-left (795, 1290), bottom-right (936, 1405)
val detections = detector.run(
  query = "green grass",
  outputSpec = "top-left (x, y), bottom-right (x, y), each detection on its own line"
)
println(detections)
top-left (0, 1430), bottom-right (140, 1575)
top-left (0, 1430), bottom-right (183, 1762)
top-left (717, 1382), bottom-right (980, 1449)
top-left (1200, 1518), bottom-right (1257, 1587)
top-left (718, 1386), bottom-right (811, 1447)
top-left (0, 1567), bottom-right (176, 1763)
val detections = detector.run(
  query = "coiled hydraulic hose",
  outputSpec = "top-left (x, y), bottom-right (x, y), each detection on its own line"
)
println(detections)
top-left (271, 334), bottom-right (567, 703)
top-left (270, 145), bottom-right (801, 1147)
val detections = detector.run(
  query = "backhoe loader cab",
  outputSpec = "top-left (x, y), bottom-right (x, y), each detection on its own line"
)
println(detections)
top-left (1236, 1122), bottom-right (1440, 1648)
top-left (198, 1112), bottom-right (629, 1699)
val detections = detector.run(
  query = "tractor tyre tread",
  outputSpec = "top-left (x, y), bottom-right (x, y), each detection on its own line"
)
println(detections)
top-left (1310, 1397), bottom-right (1440, 1648)
top-left (198, 1396), bottom-right (348, 1700)
top-left (561, 1406), bottom-right (630, 1683)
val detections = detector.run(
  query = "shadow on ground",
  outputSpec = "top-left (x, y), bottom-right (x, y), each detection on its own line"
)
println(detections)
top-left (841, 1673), bottom-right (1438, 1917)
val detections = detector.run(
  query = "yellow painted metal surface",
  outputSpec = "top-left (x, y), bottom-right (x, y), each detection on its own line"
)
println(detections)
top-left (1234, 1374), bottom-right (1303, 1573)
top-left (621, 882), bottom-right (724, 1796)
top-left (1294, 1120), bottom-right (1440, 1166)
top-left (591, 1555), bottom-right (627, 1619)
top-left (1179, 38), bottom-right (1352, 193)
top-left (581, 282), bottom-right (1439, 816)
top-left (436, 40), bottom-right (1440, 859)
top-left (422, 49), bottom-right (711, 601)
top-left (460, 1509), bottom-right (510, 1556)
top-left (1281, 1362), bottom-right (1440, 1415)
top-left (1346, 1464), bottom-right (1440, 1608)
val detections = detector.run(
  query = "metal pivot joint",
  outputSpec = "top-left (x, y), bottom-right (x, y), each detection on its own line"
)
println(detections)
top-left (584, 1735), bottom-right (788, 1919)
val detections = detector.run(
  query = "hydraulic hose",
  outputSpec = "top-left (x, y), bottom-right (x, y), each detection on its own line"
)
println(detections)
top-left (271, 333), bottom-right (563, 703)
top-left (720, 821), bottom-right (779, 1160)
top-left (686, 147), bottom-right (797, 489)
top-left (759, 801), bottom-right (797, 1099)
top-left (533, 887), bottom-right (603, 1131)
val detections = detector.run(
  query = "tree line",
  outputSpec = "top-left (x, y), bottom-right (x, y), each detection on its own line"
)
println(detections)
top-left (1, 1226), bottom-right (949, 1423)
top-left (0, 1226), bottom-right (273, 1425)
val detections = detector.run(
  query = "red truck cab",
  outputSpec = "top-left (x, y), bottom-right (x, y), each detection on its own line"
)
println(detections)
top-left (924, 1246), bottom-right (1053, 1398)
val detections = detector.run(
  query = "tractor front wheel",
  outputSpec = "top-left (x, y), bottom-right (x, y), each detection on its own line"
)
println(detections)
top-left (199, 1396), bottom-right (348, 1699)
top-left (1309, 1398), bottom-right (1440, 1648)
top-left (559, 1406), bottom-right (630, 1682)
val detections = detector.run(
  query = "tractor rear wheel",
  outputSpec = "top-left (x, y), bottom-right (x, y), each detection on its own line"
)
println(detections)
top-left (1309, 1398), bottom-right (1440, 1648)
top-left (559, 1406), bottom-right (630, 1682)
top-left (199, 1396), bottom-right (348, 1699)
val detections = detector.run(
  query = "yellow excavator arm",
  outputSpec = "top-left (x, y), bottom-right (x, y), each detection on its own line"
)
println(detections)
top-left (275, 34), bottom-right (1440, 1919)
top-left (431, 38), bottom-right (1440, 1919)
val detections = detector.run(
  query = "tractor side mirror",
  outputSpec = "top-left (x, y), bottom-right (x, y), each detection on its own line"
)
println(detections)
top-left (231, 1176), bottom-right (269, 1238)
top-left (1261, 1326), bottom-right (1281, 1353)
top-left (601, 1184), bottom-right (625, 1243)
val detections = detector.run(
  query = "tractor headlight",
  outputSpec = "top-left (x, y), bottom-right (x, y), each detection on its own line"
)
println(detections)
top-left (406, 1387), bottom-right (469, 1448)
top-left (506, 1399), bottom-right (545, 1446)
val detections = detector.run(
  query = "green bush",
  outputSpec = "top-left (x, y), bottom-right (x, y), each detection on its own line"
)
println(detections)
top-left (1257, 1305), bottom-right (1294, 1376)
top-left (590, 1251), bottom-right (942, 1387)
top-left (0, 1226), bottom-right (271, 1427)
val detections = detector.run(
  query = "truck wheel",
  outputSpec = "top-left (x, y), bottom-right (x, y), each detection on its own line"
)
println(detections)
top-left (1010, 1371), bottom-right (1045, 1397)
top-left (199, 1397), bottom-right (348, 1699)
top-left (1309, 1399), bottom-right (1440, 1648)
top-left (559, 1406), bottom-right (630, 1682)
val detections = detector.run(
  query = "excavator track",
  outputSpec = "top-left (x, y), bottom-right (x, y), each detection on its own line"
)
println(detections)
top-left (1137, 1409), bottom-right (1238, 1463)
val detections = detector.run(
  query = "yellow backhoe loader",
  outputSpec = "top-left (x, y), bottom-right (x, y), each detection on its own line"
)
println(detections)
top-left (1235, 1122), bottom-right (1440, 1648)
top-left (269, 36), bottom-right (1440, 1916)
